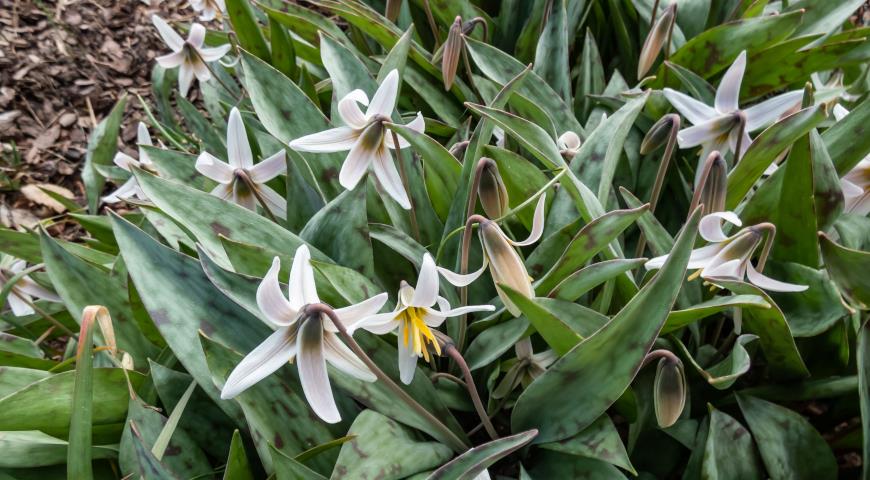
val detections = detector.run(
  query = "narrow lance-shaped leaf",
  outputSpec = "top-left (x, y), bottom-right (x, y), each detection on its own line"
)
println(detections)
top-left (83, 95), bottom-right (126, 213)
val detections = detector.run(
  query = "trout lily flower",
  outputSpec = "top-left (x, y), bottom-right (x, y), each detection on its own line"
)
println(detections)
top-left (0, 256), bottom-right (61, 317)
top-left (664, 51), bottom-right (802, 163)
top-left (152, 15), bottom-right (231, 97)
top-left (359, 253), bottom-right (494, 384)
top-left (196, 108), bottom-right (287, 219)
top-left (190, 0), bottom-right (225, 21)
top-left (557, 131), bottom-right (582, 159)
top-left (103, 122), bottom-right (153, 204)
top-left (220, 245), bottom-right (388, 423)
top-left (833, 105), bottom-right (870, 216)
top-left (439, 194), bottom-right (547, 316)
top-left (288, 70), bottom-right (424, 209)
top-left (645, 212), bottom-right (807, 292)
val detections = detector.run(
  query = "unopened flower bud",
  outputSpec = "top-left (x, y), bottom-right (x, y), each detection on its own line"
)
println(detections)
top-left (692, 151), bottom-right (727, 216)
top-left (478, 159), bottom-right (509, 218)
top-left (442, 17), bottom-right (463, 90)
top-left (654, 355), bottom-right (686, 428)
top-left (481, 220), bottom-right (533, 316)
top-left (638, 3), bottom-right (677, 78)
top-left (385, 0), bottom-right (402, 22)
top-left (557, 131), bottom-right (582, 160)
top-left (449, 140), bottom-right (470, 159)
top-left (641, 114), bottom-right (680, 155)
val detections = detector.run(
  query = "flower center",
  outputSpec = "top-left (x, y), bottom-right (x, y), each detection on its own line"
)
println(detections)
top-left (396, 306), bottom-right (440, 361)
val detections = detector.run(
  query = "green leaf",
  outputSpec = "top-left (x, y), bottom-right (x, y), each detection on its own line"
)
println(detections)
top-left (427, 429), bottom-right (538, 480)
top-left (737, 394), bottom-right (838, 479)
top-left (224, 430), bottom-right (254, 480)
top-left (501, 287), bottom-right (582, 355)
top-left (574, 29), bottom-right (607, 120)
top-left (548, 259), bottom-right (647, 302)
top-left (773, 133), bottom-right (819, 266)
top-left (859, 321), bottom-right (870, 480)
top-left (665, 61), bottom-right (716, 105)
top-left (662, 295), bottom-right (770, 335)
top-left (785, 0), bottom-right (865, 38)
top-left (464, 317), bottom-right (529, 371)
top-left (331, 410), bottom-right (452, 480)
top-left (701, 408), bottom-right (763, 479)
top-left (83, 95), bottom-right (126, 213)
top-left (271, 444), bottom-right (327, 480)
top-left (538, 414), bottom-right (635, 474)
top-left (533, 0), bottom-right (571, 102)
top-left (301, 185), bottom-right (374, 278)
top-left (269, 18), bottom-right (297, 79)
top-left (0, 431), bottom-right (115, 468)
top-left (140, 146), bottom-right (205, 189)
top-left (0, 228), bottom-right (41, 263)
top-left (824, 94), bottom-right (870, 175)
top-left (766, 262), bottom-right (848, 337)
top-left (67, 309), bottom-right (97, 480)
top-left (511, 208), bottom-right (701, 443)
top-left (726, 105), bottom-right (827, 210)
top-left (527, 451), bottom-right (626, 479)
top-left (226, 0), bottom-right (270, 61)
top-left (819, 232), bottom-right (870, 306)
top-left (128, 424), bottom-right (182, 480)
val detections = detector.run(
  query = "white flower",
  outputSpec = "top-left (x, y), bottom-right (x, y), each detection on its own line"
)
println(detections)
top-left (220, 245), bottom-right (388, 423)
top-left (195, 108), bottom-right (287, 218)
top-left (438, 195), bottom-right (547, 316)
top-left (645, 212), bottom-right (807, 292)
top-left (0, 256), bottom-right (61, 317)
top-left (190, 0), bottom-right (225, 21)
top-left (103, 122), bottom-right (153, 204)
top-left (664, 51), bottom-right (802, 162)
top-left (152, 15), bottom-right (231, 97)
top-left (359, 253), bottom-right (493, 384)
top-left (288, 70), bottom-right (424, 209)
top-left (557, 131), bottom-right (582, 158)
top-left (833, 105), bottom-right (870, 216)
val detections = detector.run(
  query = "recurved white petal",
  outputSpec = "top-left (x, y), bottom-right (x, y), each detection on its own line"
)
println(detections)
top-left (367, 69), bottom-right (399, 118)
top-left (323, 333), bottom-right (376, 381)
top-left (178, 63), bottom-right (195, 98)
top-left (289, 127), bottom-right (360, 153)
top-left (330, 292), bottom-right (389, 333)
top-left (156, 50), bottom-right (185, 69)
top-left (702, 258), bottom-right (746, 281)
top-left (338, 89), bottom-right (369, 129)
top-left (663, 88), bottom-right (718, 125)
top-left (558, 131), bottom-right (581, 151)
top-left (248, 150), bottom-right (287, 183)
top-left (7, 292), bottom-right (35, 317)
top-left (113, 152), bottom-right (139, 171)
top-left (833, 104), bottom-right (850, 122)
top-left (227, 108), bottom-right (253, 169)
top-left (436, 256), bottom-right (488, 287)
top-left (256, 257), bottom-right (298, 327)
top-left (297, 317), bottom-right (341, 423)
top-left (508, 194), bottom-right (546, 247)
top-left (431, 298), bottom-right (495, 318)
top-left (699, 211), bottom-right (742, 243)
top-left (411, 253), bottom-right (439, 307)
top-left (358, 312), bottom-right (399, 335)
top-left (152, 15), bottom-right (184, 51)
top-left (746, 263), bottom-right (808, 292)
top-left (196, 152), bottom-right (235, 183)
top-left (220, 327), bottom-right (297, 399)
top-left (102, 178), bottom-right (139, 204)
top-left (385, 113), bottom-right (425, 149)
top-left (187, 23), bottom-right (207, 49)
top-left (372, 146), bottom-right (411, 209)
top-left (288, 245), bottom-right (319, 309)
top-left (199, 44), bottom-right (231, 62)
top-left (256, 185), bottom-right (287, 220)
top-left (677, 117), bottom-right (733, 148)
top-left (744, 90), bottom-right (803, 131)
top-left (715, 51), bottom-right (745, 113)
top-left (15, 278), bottom-right (61, 302)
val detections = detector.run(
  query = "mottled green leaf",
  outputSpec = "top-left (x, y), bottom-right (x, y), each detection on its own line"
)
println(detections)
top-left (701, 408), bottom-right (763, 479)
top-left (538, 414), bottom-right (635, 473)
top-left (662, 295), bottom-right (769, 334)
top-left (83, 95), bottom-right (126, 213)
top-left (227, 0), bottom-right (270, 60)
top-left (819, 232), bottom-right (870, 306)
top-left (428, 429), bottom-right (538, 480)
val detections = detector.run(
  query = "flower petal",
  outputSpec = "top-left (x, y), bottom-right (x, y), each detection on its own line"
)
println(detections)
top-left (833, 104), bottom-right (850, 122)
top-left (210, 182), bottom-right (233, 201)
top-left (196, 152), bottom-right (235, 183)
top-left (15, 278), bottom-right (61, 302)
top-left (288, 245), bottom-right (319, 309)
top-left (397, 324), bottom-right (418, 385)
top-left (102, 178), bottom-right (139, 204)
top-left (663, 88), bottom-right (718, 125)
top-left (136, 123), bottom-right (153, 164)
top-left (191, 57), bottom-right (211, 82)
top-left (715, 51), bottom-right (745, 113)
top-left (508, 194), bottom-right (546, 247)
top-left (411, 253), bottom-right (439, 307)
top-left (256, 185), bottom-right (287, 221)
top-left (385, 113), bottom-right (425, 149)
top-left (289, 127), bottom-right (360, 153)
top-left (699, 211), bottom-right (742, 243)
top-left (677, 117), bottom-right (733, 148)
top-left (178, 63), bottom-right (195, 98)
top-left (152, 15), bottom-right (184, 51)
top-left (156, 50), bottom-right (185, 69)
top-left (338, 89), bottom-right (369, 129)
top-left (436, 256), bottom-right (488, 287)
top-left (702, 258), bottom-right (745, 281)
top-left (198, 44), bottom-right (231, 62)
top-left (227, 108), bottom-right (253, 169)
top-left (220, 327), bottom-right (297, 399)
top-left (367, 69), bottom-right (399, 118)
top-left (8, 292), bottom-right (35, 317)
top-left (746, 262), bottom-right (808, 292)
top-left (248, 150), bottom-right (287, 183)
top-left (430, 300), bottom-right (495, 318)
top-left (330, 292), bottom-right (389, 333)
top-left (323, 332), bottom-right (376, 381)
top-left (515, 337), bottom-right (533, 359)
top-left (233, 184), bottom-right (257, 211)
top-left (371, 146), bottom-right (411, 209)
top-left (256, 257), bottom-right (298, 327)
top-left (744, 90), bottom-right (803, 131)
top-left (297, 317), bottom-right (341, 423)
top-left (358, 312), bottom-right (399, 334)
top-left (187, 23), bottom-right (207, 49)
top-left (113, 152), bottom-right (139, 171)
top-left (558, 131), bottom-right (581, 151)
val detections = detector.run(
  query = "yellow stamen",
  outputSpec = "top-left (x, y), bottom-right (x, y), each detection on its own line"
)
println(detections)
top-left (396, 307), bottom-right (441, 359)
top-left (687, 269), bottom-right (703, 281)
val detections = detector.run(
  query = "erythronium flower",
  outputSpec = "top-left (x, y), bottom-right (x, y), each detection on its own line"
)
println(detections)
top-left (220, 245), bottom-right (388, 423)
top-left (645, 212), bottom-right (807, 292)
top-left (103, 122), bottom-right (154, 204)
top-left (492, 338), bottom-right (556, 399)
top-left (152, 15), bottom-right (231, 97)
top-left (557, 131), bottom-right (582, 159)
top-left (664, 51), bottom-right (802, 163)
top-left (439, 194), bottom-right (547, 316)
top-left (195, 108), bottom-right (287, 218)
top-left (359, 253), bottom-right (494, 384)
top-left (190, 0), bottom-right (225, 21)
top-left (833, 105), bottom-right (870, 216)
top-left (288, 69), bottom-right (424, 209)
top-left (0, 256), bottom-right (61, 317)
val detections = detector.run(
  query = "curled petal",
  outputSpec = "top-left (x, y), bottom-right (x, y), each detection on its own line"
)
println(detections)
top-left (677, 117), bottom-right (734, 148)
top-left (220, 327), bottom-right (297, 399)
top-left (248, 150), bottom-right (287, 183)
top-left (397, 324), bottom-right (418, 384)
top-left (152, 15), bottom-right (184, 51)
top-left (288, 245), bottom-right (319, 309)
top-left (663, 88), bottom-right (718, 125)
top-left (372, 146), bottom-right (411, 209)
top-left (385, 113), bottom-right (425, 149)
top-left (136, 123), bottom-right (153, 164)
top-left (702, 258), bottom-right (746, 281)
top-left (297, 317), bottom-right (341, 423)
top-left (187, 23), bottom-right (207, 49)
top-left (102, 178), bottom-right (140, 204)
top-left (113, 152), bottom-right (139, 171)
top-left (198, 44), bottom-right (231, 62)
top-left (430, 300), bottom-right (494, 318)
top-left (290, 127), bottom-right (360, 153)
top-left (256, 257), bottom-right (298, 327)
top-left (156, 50), bottom-right (185, 69)
top-left (227, 108), bottom-right (253, 169)
top-left (437, 256), bottom-right (488, 287)
top-left (358, 312), bottom-right (399, 335)
top-left (744, 90), bottom-right (803, 131)
top-left (508, 194), bottom-right (546, 247)
top-left (329, 292), bottom-right (389, 333)
top-left (191, 57), bottom-right (211, 83)
top-left (411, 253), bottom-right (439, 307)
top-left (367, 69), bottom-right (399, 118)
top-left (715, 51), bottom-right (745, 114)
top-left (746, 263), bottom-right (808, 292)
top-left (338, 89), bottom-right (369, 129)
top-left (699, 211), bottom-right (742, 243)
top-left (256, 185), bottom-right (287, 220)
top-left (558, 131), bottom-right (581, 151)
top-left (196, 152), bottom-right (235, 183)
top-left (178, 63), bottom-right (195, 98)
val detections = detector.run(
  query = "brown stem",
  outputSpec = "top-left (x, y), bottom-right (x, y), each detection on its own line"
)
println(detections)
top-left (444, 344), bottom-right (499, 440)
top-left (458, 214), bottom-right (489, 352)
top-left (303, 303), bottom-right (469, 452)
top-left (422, 0), bottom-right (442, 45)
top-left (642, 348), bottom-right (681, 368)
top-left (753, 222), bottom-right (776, 273)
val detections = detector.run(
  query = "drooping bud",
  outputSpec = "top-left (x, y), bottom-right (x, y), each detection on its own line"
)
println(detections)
top-left (478, 159), bottom-right (509, 218)
top-left (442, 17), bottom-right (463, 90)
top-left (385, 0), bottom-right (402, 22)
top-left (641, 114), bottom-right (680, 155)
top-left (449, 140), bottom-right (470, 159)
top-left (691, 151), bottom-right (727, 216)
top-left (638, 3), bottom-right (677, 78)
top-left (654, 355), bottom-right (686, 428)
top-left (480, 220), bottom-right (534, 316)
top-left (557, 131), bottom-right (582, 160)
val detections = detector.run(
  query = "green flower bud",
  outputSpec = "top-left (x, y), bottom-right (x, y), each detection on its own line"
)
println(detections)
top-left (654, 355), bottom-right (686, 428)
top-left (442, 17), bottom-right (463, 90)
top-left (478, 159), bottom-right (509, 219)
top-left (641, 114), bottom-right (680, 155)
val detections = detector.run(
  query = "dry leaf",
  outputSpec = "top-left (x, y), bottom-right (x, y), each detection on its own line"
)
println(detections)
top-left (21, 183), bottom-right (75, 213)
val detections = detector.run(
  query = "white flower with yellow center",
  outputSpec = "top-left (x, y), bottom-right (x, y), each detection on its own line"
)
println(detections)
top-left (664, 51), bottom-right (802, 162)
top-left (220, 245), bottom-right (388, 423)
top-left (439, 194), bottom-right (547, 316)
top-left (195, 107), bottom-right (287, 218)
top-left (190, 0), bottom-right (225, 21)
top-left (360, 253), bottom-right (493, 384)
top-left (152, 15), bottom-right (231, 97)
top-left (645, 212), bottom-right (807, 292)
top-left (103, 122), bottom-right (153, 204)
top-left (288, 69), bottom-right (424, 209)
top-left (833, 105), bottom-right (870, 216)
top-left (0, 256), bottom-right (61, 317)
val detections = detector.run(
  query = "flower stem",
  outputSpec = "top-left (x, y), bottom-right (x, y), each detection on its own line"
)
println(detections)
top-left (444, 343), bottom-right (500, 440)
top-left (304, 303), bottom-right (469, 453)
top-left (636, 118), bottom-right (678, 258)
top-left (390, 130), bottom-right (421, 242)
top-left (457, 160), bottom-right (490, 350)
